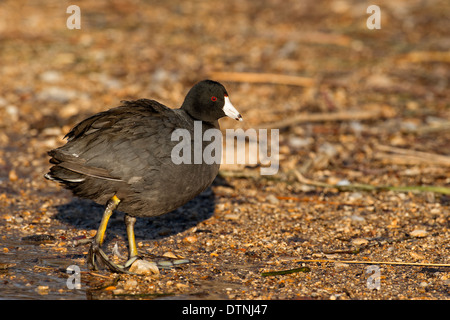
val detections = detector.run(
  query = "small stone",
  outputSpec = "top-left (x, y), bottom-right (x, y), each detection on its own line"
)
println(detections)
top-left (129, 259), bottom-right (160, 277)
top-left (37, 86), bottom-right (78, 103)
top-left (183, 235), bottom-right (197, 244)
top-left (348, 192), bottom-right (363, 201)
top-left (0, 97), bottom-right (7, 107)
top-left (157, 260), bottom-right (174, 268)
top-left (0, 263), bottom-right (15, 270)
top-left (410, 229), bottom-right (428, 238)
top-left (104, 286), bottom-right (116, 291)
top-left (21, 234), bottom-right (56, 243)
top-left (113, 288), bottom-right (125, 295)
top-left (40, 71), bottom-right (62, 83)
top-left (8, 169), bottom-right (18, 182)
top-left (350, 215), bottom-right (365, 222)
top-left (175, 283), bottom-right (189, 290)
top-left (162, 251), bottom-right (178, 259)
top-left (319, 142), bottom-right (338, 157)
top-left (224, 214), bottom-right (240, 220)
top-left (351, 238), bottom-right (369, 246)
top-left (5, 105), bottom-right (19, 121)
top-left (337, 179), bottom-right (351, 186)
top-left (123, 279), bottom-right (138, 291)
top-left (36, 286), bottom-right (49, 294)
top-left (410, 252), bottom-right (425, 260)
top-left (173, 259), bottom-right (190, 265)
top-left (2, 214), bottom-right (13, 222)
top-left (288, 136), bottom-right (313, 149)
top-left (366, 73), bottom-right (393, 89)
top-left (334, 262), bottom-right (349, 268)
top-left (266, 194), bottom-right (279, 204)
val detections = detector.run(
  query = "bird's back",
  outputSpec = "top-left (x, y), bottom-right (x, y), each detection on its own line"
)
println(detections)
top-left (46, 99), bottom-right (220, 217)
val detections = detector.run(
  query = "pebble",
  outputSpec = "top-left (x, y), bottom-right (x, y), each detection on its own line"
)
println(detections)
top-left (5, 105), bottom-right (19, 121)
top-left (183, 235), bottom-right (197, 244)
top-left (176, 283), bottom-right (189, 290)
top-left (113, 288), bottom-right (125, 295)
top-left (157, 260), bottom-right (175, 268)
top-left (129, 260), bottom-right (160, 277)
top-left (334, 262), bottom-right (349, 268)
top-left (337, 179), bottom-right (351, 186)
top-left (36, 286), bottom-right (49, 294)
top-left (288, 136), bottom-right (313, 149)
top-left (8, 169), bottom-right (18, 182)
top-left (90, 73), bottom-right (121, 89)
top-left (318, 142), bottom-right (338, 157)
top-left (123, 279), bottom-right (138, 291)
top-left (347, 192), bottom-right (363, 201)
top-left (41, 127), bottom-right (62, 137)
top-left (162, 251), bottom-right (178, 259)
top-left (0, 97), bottom-right (7, 107)
top-left (350, 215), bottom-right (365, 222)
top-left (37, 86), bottom-right (78, 103)
top-left (351, 238), bottom-right (369, 246)
top-left (366, 73), bottom-right (393, 89)
top-left (224, 214), bottom-right (240, 220)
top-left (409, 252), bottom-right (425, 260)
top-left (410, 229), bottom-right (428, 238)
top-left (0, 263), bottom-right (15, 270)
top-left (21, 234), bottom-right (56, 243)
top-left (40, 71), bottom-right (62, 83)
top-left (266, 194), bottom-right (279, 204)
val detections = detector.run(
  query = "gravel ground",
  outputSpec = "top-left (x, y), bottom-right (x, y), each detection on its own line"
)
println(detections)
top-left (0, 0), bottom-right (449, 300)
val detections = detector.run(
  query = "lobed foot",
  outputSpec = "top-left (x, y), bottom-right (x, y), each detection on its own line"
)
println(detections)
top-left (74, 238), bottom-right (136, 274)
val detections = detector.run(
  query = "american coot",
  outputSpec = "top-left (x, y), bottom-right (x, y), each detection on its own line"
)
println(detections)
top-left (45, 80), bottom-right (242, 273)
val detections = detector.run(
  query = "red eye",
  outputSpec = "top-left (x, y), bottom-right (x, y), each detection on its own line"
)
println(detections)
top-left (211, 96), bottom-right (217, 102)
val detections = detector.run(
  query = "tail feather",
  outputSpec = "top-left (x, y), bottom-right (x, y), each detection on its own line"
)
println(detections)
top-left (45, 166), bottom-right (86, 183)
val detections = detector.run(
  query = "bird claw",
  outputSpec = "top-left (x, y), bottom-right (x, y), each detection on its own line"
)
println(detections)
top-left (75, 237), bottom-right (154, 274)
top-left (83, 238), bottom-right (134, 274)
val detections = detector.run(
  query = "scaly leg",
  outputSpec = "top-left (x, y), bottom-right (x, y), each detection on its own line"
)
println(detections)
top-left (124, 214), bottom-right (141, 268)
top-left (86, 195), bottom-right (130, 273)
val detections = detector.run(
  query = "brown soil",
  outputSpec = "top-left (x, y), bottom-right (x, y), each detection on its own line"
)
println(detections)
top-left (0, 0), bottom-right (449, 300)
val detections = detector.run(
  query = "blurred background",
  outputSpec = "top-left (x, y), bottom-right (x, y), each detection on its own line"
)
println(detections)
top-left (1, 0), bottom-right (448, 180)
top-left (0, 0), bottom-right (449, 300)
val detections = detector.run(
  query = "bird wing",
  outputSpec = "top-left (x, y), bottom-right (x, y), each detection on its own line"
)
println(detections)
top-left (47, 99), bottom-right (185, 183)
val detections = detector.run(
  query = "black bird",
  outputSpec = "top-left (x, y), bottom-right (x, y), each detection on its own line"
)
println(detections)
top-left (45, 80), bottom-right (242, 273)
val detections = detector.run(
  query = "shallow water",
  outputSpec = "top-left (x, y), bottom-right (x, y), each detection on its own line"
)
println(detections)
top-left (0, 191), bottom-right (220, 300)
top-left (0, 236), bottom-right (87, 300)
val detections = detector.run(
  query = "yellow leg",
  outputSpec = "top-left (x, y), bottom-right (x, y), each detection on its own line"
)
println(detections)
top-left (87, 195), bottom-right (130, 272)
top-left (124, 215), bottom-right (140, 267)
top-left (94, 195), bottom-right (121, 245)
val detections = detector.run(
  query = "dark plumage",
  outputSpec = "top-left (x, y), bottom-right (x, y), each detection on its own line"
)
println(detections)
top-left (45, 80), bottom-right (242, 273)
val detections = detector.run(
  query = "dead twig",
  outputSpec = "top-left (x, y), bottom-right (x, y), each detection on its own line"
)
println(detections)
top-left (375, 144), bottom-right (450, 167)
top-left (398, 51), bottom-right (450, 64)
top-left (256, 109), bottom-right (390, 130)
top-left (219, 169), bottom-right (450, 195)
top-left (261, 266), bottom-right (311, 277)
top-left (415, 121), bottom-right (450, 134)
top-left (294, 259), bottom-right (450, 268)
top-left (293, 170), bottom-right (450, 195)
top-left (209, 71), bottom-right (316, 87)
